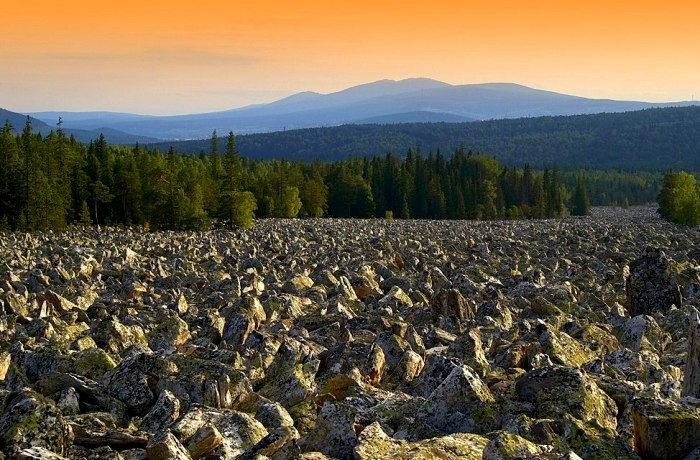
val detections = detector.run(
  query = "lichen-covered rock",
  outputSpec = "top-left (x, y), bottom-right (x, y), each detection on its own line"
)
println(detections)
top-left (632, 397), bottom-right (700, 460)
top-left (4, 207), bottom-right (700, 460)
top-left (73, 347), bottom-right (116, 380)
top-left (354, 421), bottom-right (487, 459)
top-left (147, 314), bottom-right (191, 351)
top-left (145, 431), bottom-right (192, 460)
top-left (537, 324), bottom-right (596, 368)
top-left (90, 319), bottom-right (149, 356)
top-left (379, 286), bottom-right (413, 310)
top-left (139, 390), bottom-right (180, 435)
top-left (16, 447), bottom-right (70, 460)
top-left (419, 364), bottom-right (497, 435)
top-left (515, 365), bottom-right (617, 431)
top-left (430, 288), bottom-right (474, 321)
top-left (620, 314), bottom-right (670, 353)
top-left (0, 389), bottom-right (74, 457)
top-left (626, 247), bottom-right (682, 317)
top-left (184, 423), bottom-right (222, 459)
top-left (482, 431), bottom-right (555, 460)
top-left (171, 407), bottom-right (268, 458)
top-left (104, 356), bottom-right (156, 416)
top-left (0, 352), bottom-right (11, 381)
top-left (448, 328), bottom-right (490, 376)
top-left (298, 400), bottom-right (358, 460)
top-left (683, 307), bottom-right (700, 398)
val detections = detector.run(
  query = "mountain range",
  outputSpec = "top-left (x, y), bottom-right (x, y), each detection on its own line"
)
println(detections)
top-left (18, 78), bottom-right (697, 141)
top-left (0, 108), bottom-right (160, 144)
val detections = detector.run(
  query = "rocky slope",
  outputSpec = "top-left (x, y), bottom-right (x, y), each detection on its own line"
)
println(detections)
top-left (1, 206), bottom-right (700, 459)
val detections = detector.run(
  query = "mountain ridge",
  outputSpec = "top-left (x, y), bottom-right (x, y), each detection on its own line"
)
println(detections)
top-left (145, 105), bottom-right (700, 171)
top-left (23, 78), bottom-right (700, 140)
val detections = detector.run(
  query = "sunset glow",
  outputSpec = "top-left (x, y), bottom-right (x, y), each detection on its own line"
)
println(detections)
top-left (2, 0), bottom-right (699, 114)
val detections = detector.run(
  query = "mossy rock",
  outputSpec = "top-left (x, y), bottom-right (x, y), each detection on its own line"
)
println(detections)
top-left (355, 421), bottom-right (487, 459)
top-left (515, 365), bottom-right (617, 432)
top-left (482, 431), bottom-right (555, 459)
top-left (0, 389), bottom-right (74, 457)
top-left (632, 397), bottom-right (700, 460)
top-left (539, 326), bottom-right (596, 368)
top-left (73, 347), bottom-right (116, 379)
top-left (554, 414), bottom-right (638, 460)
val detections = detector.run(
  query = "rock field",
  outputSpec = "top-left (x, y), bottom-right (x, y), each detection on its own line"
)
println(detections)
top-left (2, 206), bottom-right (700, 459)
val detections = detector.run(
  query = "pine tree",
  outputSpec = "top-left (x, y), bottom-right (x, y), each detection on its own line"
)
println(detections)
top-left (571, 174), bottom-right (591, 216)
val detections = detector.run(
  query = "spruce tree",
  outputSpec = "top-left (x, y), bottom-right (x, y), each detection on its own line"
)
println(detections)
top-left (572, 174), bottom-right (591, 216)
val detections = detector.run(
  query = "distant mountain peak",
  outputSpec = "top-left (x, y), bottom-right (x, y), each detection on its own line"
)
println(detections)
top-left (20, 78), bottom-right (699, 140)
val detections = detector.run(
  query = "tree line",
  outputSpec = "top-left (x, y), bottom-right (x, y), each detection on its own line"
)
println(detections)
top-left (150, 106), bottom-right (700, 171)
top-left (657, 171), bottom-right (700, 225)
top-left (0, 118), bottom-right (598, 231)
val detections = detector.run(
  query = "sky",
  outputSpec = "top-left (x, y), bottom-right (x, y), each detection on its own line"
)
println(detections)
top-left (2, 0), bottom-right (699, 115)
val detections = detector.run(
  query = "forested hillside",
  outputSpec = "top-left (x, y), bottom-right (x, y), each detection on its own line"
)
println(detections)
top-left (0, 118), bottom-right (626, 231)
top-left (150, 106), bottom-right (700, 170)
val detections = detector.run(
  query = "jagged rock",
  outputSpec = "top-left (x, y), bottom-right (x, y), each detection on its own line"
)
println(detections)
top-left (70, 413), bottom-right (148, 451)
top-left (318, 340), bottom-right (385, 389)
top-left (171, 407), bottom-right (268, 458)
top-left (239, 426), bottom-right (300, 459)
top-left (515, 365), bottom-right (618, 431)
top-left (145, 431), bottom-right (192, 460)
top-left (185, 423), bottom-right (222, 459)
top-left (354, 421), bottom-right (487, 459)
top-left (537, 324), bottom-right (596, 367)
top-left (4, 207), bottom-right (700, 460)
top-left (255, 402), bottom-right (295, 429)
top-left (482, 431), bottom-right (555, 459)
top-left (683, 307), bottom-right (700, 398)
top-left (0, 352), bottom-right (10, 381)
top-left (626, 247), bottom-right (682, 316)
top-left (448, 328), bottom-right (490, 376)
top-left (91, 320), bottom-right (149, 355)
top-left (73, 347), bottom-right (117, 379)
top-left (221, 297), bottom-right (266, 349)
top-left (284, 273), bottom-right (314, 294)
top-left (104, 355), bottom-right (158, 416)
top-left (298, 400), bottom-right (358, 459)
top-left (53, 387), bottom-right (80, 416)
top-left (419, 364), bottom-right (496, 435)
top-left (139, 390), bottom-right (180, 435)
top-left (16, 447), bottom-right (70, 460)
top-left (0, 389), bottom-right (74, 457)
top-left (147, 314), bottom-right (191, 351)
top-left (259, 337), bottom-right (319, 407)
top-left (378, 286), bottom-right (413, 310)
top-left (632, 397), bottom-right (700, 460)
top-left (620, 314), bottom-right (670, 353)
top-left (337, 276), bottom-right (358, 302)
top-left (430, 288), bottom-right (474, 321)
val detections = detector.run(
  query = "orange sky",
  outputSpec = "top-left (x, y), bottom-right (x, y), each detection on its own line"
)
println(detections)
top-left (2, 0), bottom-right (699, 114)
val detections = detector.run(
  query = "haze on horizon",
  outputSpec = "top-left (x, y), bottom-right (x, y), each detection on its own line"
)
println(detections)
top-left (2, 0), bottom-right (699, 116)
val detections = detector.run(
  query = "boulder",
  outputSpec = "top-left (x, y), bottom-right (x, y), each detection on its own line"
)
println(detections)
top-left (683, 307), bottom-right (700, 398)
top-left (419, 364), bottom-right (496, 435)
top-left (354, 421), bottom-right (487, 459)
top-left (145, 431), bottom-right (192, 460)
top-left (515, 365), bottom-right (617, 431)
top-left (632, 397), bottom-right (700, 460)
top-left (626, 248), bottom-right (682, 317)
top-left (0, 389), bottom-right (74, 457)
top-left (430, 288), bottom-right (474, 321)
